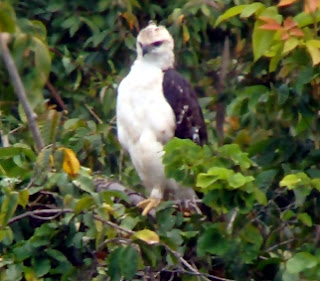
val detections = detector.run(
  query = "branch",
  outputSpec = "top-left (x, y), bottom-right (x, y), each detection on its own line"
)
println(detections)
top-left (216, 36), bottom-right (230, 146)
top-left (162, 269), bottom-right (235, 281)
top-left (46, 80), bottom-right (68, 111)
top-left (7, 207), bottom-right (134, 235)
top-left (0, 33), bottom-right (44, 152)
top-left (161, 242), bottom-right (211, 281)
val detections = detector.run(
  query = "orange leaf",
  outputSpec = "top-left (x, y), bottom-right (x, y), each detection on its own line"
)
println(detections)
top-left (283, 18), bottom-right (298, 30)
top-left (260, 23), bottom-right (283, 31)
top-left (289, 27), bottom-right (305, 37)
top-left (259, 16), bottom-right (280, 24)
top-left (259, 17), bottom-right (282, 31)
top-left (278, 0), bottom-right (297, 6)
top-left (281, 31), bottom-right (290, 40)
top-left (304, 0), bottom-right (320, 13)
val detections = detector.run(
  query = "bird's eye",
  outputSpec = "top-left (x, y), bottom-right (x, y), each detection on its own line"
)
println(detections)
top-left (152, 41), bottom-right (163, 47)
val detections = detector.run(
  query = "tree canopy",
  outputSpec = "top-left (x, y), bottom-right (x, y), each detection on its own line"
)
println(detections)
top-left (1, 0), bottom-right (320, 280)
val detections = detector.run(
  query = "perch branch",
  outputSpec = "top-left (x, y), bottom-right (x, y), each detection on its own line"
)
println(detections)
top-left (0, 33), bottom-right (44, 152)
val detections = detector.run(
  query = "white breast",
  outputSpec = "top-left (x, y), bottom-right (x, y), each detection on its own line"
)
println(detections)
top-left (116, 60), bottom-right (176, 151)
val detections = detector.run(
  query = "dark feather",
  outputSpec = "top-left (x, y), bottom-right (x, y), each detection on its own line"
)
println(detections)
top-left (162, 69), bottom-right (207, 145)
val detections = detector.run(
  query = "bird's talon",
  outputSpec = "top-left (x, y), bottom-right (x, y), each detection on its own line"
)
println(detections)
top-left (137, 198), bottom-right (161, 216)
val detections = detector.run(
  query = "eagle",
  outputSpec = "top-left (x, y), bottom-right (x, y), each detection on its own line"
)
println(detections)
top-left (116, 22), bottom-right (207, 215)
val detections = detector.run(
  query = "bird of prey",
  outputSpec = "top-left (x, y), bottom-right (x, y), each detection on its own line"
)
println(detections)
top-left (116, 22), bottom-right (207, 215)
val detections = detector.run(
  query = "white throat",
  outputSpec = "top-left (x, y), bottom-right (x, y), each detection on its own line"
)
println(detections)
top-left (137, 52), bottom-right (174, 70)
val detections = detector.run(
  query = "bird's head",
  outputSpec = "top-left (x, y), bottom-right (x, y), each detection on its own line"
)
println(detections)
top-left (136, 22), bottom-right (174, 69)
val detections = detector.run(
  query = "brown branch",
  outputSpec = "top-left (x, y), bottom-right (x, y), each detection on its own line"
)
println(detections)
top-left (216, 37), bottom-right (230, 146)
top-left (161, 242), bottom-right (211, 281)
top-left (162, 269), bottom-right (235, 281)
top-left (46, 80), bottom-right (68, 111)
top-left (0, 33), bottom-right (44, 152)
top-left (7, 207), bottom-right (134, 235)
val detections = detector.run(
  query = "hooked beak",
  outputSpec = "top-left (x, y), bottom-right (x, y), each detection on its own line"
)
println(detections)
top-left (141, 44), bottom-right (151, 56)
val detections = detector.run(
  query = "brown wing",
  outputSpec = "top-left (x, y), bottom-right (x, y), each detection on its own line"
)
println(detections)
top-left (162, 69), bottom-right (207, 145)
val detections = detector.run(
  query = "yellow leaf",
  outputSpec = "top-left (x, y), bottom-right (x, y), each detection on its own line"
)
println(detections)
top-left (182, 24), bottom-right (190, 43)
top-left (282, 37), bottom-right (299, 54)
top-left (132, 229), bottom-right (159, 245)
top-left (59, 148), bottom-right (80, 177)
top-left (306, 40), bottom-right (320, 65)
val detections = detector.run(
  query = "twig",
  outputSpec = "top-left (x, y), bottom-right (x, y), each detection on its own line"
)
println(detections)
top-left (85, 104), bottom-right (103, 124)
top-left (46, 80), bottom-right (68, 111)
top-left (0, 33), bottom-right (44, 152)
top-left (227, 207), bottom-right (238, 234)
top-left (8, 206), bottom-right (216, 281)
top-left (7, 207), bottom-right (134, 236)
top-left (265, 238), bottom-right (295, 253)
top-left (163, 269), bottom-right (235, 281)
top-left (216, 37), bottom-right (230, 146)
top-left (161, 242), bottom-right (211, 281)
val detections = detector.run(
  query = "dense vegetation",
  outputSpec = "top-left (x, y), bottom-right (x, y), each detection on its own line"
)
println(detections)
top-left (1, 0), bottom-right (320, 280)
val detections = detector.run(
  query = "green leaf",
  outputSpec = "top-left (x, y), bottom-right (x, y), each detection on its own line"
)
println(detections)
top-left (0, 146), bottom-right (36, 161)
top-left (5, 264), bottom-right (23, 281)
top-left (18, 189), bottom-right (29, 208)
top-left (74, 196), bottom-right (95, 214)
top-left (280, 173), bottom-right (309, 189)
top-left (215, 5), bottom-right (247, 26)
top-left (297, 213), bottom-right (312, 227)
top-left (73, 175), bottom-right (95, 194)
top-left (281, 209), bottom-right (295, 221)
top-left (252, 21), bottom-right (275, 61)
top-left (108, 247), bottom-right (122, 281)
top-left (218, 144), bottom-right (252, 170)
top-left (197, 224), bottom-right (229, 256)
top-left (31, 36), bottom-right (51, 86)
top-left (101, 190), bottom-right (130, 204)
top-left (311, 178), bottom-right (320, 191)
top-left (120, 246), bottom-right (139, 279)
top-left (306, 40), bottom-right (320, 65)
top-left (0, 226), bottom-right (13, 245)
top-left (34, 258), bottom-right (51, 277)
top-left (0, 3), bottom-right (16, 33)
top-left (240, 2), bottom-right (265, 18)
top-left (286, 252), bottom-right (318, 274)
top-left (46, 249), bottom-right (68, 262)
top-left (0, 191), bottom-right (19, 226)
top-left (253, 187), bottom-right (267, 205)
top-left (13, 243), bottom-right (33, 261)
top-left (228, 173), bottom-right (248, 188)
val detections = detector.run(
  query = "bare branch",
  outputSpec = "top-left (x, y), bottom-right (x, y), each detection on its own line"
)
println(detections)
top-left (46, 80), bottom-right (68, 111)
top-left (0, 33), bottom-right (44, 152)
top-left (8, 207), bottom-right (134, 235)
top-left (216, 37), bottom-right (230, 146)
top-left (161, 242), bottom-right (211, 281)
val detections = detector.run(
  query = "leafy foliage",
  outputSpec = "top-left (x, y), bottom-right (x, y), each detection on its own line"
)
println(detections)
top-left (1, 0), bottom-right (320, 280)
